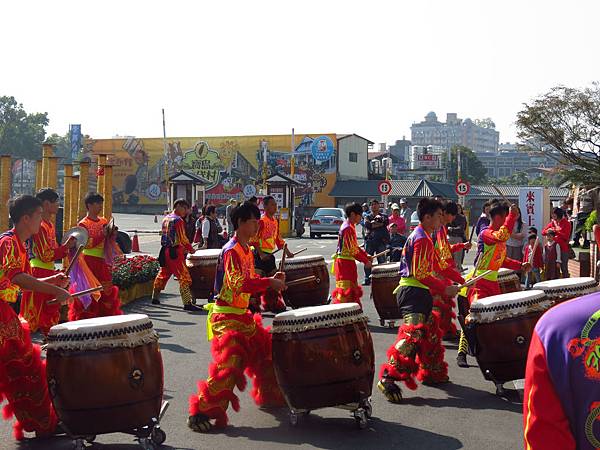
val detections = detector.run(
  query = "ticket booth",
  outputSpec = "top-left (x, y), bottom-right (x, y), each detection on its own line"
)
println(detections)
top-left (168, 170), bottom-right (210, 210)
top-left (266, 173), bottom-right (302, 238)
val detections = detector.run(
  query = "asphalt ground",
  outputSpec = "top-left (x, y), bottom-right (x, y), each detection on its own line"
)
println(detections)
top-left (2, 214), bottom-right (523, 450)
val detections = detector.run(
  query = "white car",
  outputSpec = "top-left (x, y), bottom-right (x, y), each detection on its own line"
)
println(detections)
top-left (309, 208), bottom-right (346, 238)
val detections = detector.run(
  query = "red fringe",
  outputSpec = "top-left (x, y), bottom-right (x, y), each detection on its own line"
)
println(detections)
top-left (331, 286), bottom-right (364, 308)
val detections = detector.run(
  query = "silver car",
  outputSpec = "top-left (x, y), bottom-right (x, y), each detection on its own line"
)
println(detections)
top-left (309, 207), bottom-right (346, 238)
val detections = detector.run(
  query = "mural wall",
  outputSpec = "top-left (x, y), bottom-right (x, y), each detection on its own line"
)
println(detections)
top-left (82, 134), bottom-right (337, 208)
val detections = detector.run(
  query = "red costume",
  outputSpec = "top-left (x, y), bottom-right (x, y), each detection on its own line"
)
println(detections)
top-left (153, 212), bottom-right (195, 306)
top-left (380, 225), bottom-right (450, 391)
top-left (69, 216), bottom-right (122, 320)
top-left (432, 225), bottom-right (465, 336)
top-left (0, 230), bottom-right (57, 439)
top-left (249, 214), bottom-right (286, 313)
top-left (188, 237), bottom-right (284, 430)
top-left (20, 219), bottom-right (68, 335)
top-left (331, 220), bottom-right (370, 307)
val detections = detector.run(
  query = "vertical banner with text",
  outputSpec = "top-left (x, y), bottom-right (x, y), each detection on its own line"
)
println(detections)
top-left (519, 187), bottom-right (544, 229)
top-left (70, 124), bottom-right (82, 161)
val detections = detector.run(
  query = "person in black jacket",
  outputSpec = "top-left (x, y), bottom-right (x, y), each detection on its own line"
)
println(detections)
top-left (363, 199), bottom-right (389, 285)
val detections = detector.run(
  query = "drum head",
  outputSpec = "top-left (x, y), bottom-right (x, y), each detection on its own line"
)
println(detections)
top-left (371, 263), bottom-right (400, 277)
top-left (283, 255), bottom-right (325, 267)
top-left (187, 249), bottom-right (222, 260)
top-left (534, 277), bottom-right (597, 290)
top-left (470, 290), bottom-right (550, 323)
top-left (497, 268), bottom-right (516, 278)
top-left (272, 303), bottom-right (365, 333)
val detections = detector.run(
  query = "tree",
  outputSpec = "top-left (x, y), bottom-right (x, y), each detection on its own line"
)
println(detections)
top-left (45, 133), bottom-right (71, 162)
top-left (0, 96), bottom-right (48, 160)
top-left (446, 145), bottom-right (488, 185)
top-left (516, 83), bottom-right (600, 185)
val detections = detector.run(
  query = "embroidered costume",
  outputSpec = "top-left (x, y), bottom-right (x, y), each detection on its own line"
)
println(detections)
top-left (188, 237), bottom-right (284, 429)
top-left (524, 291), bottom-right (600, 450)
top-left (379, 225), bottom-right (450, 393)
top-left (0, 230), bottom-right (57, 439)
top-left (69, 216), bottom-right (122, 321)
top-left (20, 219), bottom-right (68, 335)
top-left (331, 220), bottom-right (370, 307)
top-left (153, 212), bottom-right (195, 306)
top-left (250, 214), bottom-right (286, 313)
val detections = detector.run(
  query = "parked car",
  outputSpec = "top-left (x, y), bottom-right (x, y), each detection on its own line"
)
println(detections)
top-left (409, 211), bottom-right (420, 233)
top-left (309, 207), bottom-right (345, 238)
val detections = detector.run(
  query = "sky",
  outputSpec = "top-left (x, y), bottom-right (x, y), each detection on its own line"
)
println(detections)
top-left (2, 0), bottom-right (599, 146)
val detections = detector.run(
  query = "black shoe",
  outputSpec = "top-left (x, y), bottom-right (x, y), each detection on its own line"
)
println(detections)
top-left (456, 352), bottom-right (469, 368)
top-left (582, 242), bottom-right (590, 249)
top-left (188, 414), bottom-right (212, 433)
top-left (362, 280), bottom-right (371, 286)
top-left (183, 304), bottom-right (202, 312)
top-left (152, 298), bottom-right (160, 305)
top-left (377, 379), bottom-right (402, 403)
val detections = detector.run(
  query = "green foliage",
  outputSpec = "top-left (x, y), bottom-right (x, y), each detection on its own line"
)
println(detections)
top-left (517, 83), bottom-right (600, 185)
top-left (0, 96), bottom-right (48, 160)
top-left (585, 210), bottom-right (598, 232)
top-left (447, 145), bottom-right (488, 184)
top-left (45, 133), bottom-right (71, 161)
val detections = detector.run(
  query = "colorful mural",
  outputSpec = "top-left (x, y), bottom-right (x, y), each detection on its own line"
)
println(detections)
top-left (82, 134), bottom-right (337, 208)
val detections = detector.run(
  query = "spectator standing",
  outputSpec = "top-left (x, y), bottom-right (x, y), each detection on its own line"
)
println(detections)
top-left (542, 207), bottom-right (571, 278)
top-left (543, 230), bottom-right (562, 281)
top-left (387, 223), bottom-right (406, 262)
top-left (225, 198), bottom-right (237, 236)
top-left (388, 203), bottom-right (407, 236)
top-left (523, 234), bottom-right (543, 288)
top-left (448, 203), bottom-right (467, 271)
top-left (360, 203), bottom-right (369, 238)
top-left (506, 207), bottom-right (526, 262)
top-left (475, 202), bottom-right (491, 237)
top-left (573, 187), bottom-right (594, 248)
top-left (200, 205), bottom-right (223, 249)
top-left (398, 199), bottom-right (412, 237)
top-left (363, 199), bottom-right (389, 285)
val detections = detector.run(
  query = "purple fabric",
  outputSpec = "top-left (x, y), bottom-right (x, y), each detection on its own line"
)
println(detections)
top-left (213, 237), bottom-right (238, 296)
top-left (398, 225), bottom-right (427, 278)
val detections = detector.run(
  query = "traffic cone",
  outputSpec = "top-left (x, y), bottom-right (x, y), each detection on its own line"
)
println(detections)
top-left (132, 232), bottom-right (140, 252)
top-left (154, 215), bottom-right (158, 223)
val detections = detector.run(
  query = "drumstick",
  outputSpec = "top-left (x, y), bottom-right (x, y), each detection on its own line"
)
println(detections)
top-left (286, 275), bottom-right (317, 287)
top-left (278, 244), bottom-right (288, 272)
top-left (47, 286), bottom-right (104, 304)
top-left (491, 184), bottom-right (509, 204)
top-left (292, 248), bottom-right (307, 257)
top-left (528, 237), bottom-right (539, 265)
top-left (372, 249), bottom-right (390, 260)
top-left (466, 222), bottom-right (476, 253)
top-left (64, 244), bottom-right (84, 276)
top-left (456, 270), bottom-right (493, 290)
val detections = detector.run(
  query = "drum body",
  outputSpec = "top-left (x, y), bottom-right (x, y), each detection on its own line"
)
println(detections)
top-left (370, 263), bottom-right (401, 321)
top-left (533, 277), bottom-right (599, 305)
top-left (282, 255), bottom-right (330, 308)
top-left (468, 290), bottom-right (551, 383)
top-left (497, 268), bottom-right (521, 294)
top-left (186, 249), bottom-right (221, 300)
top-left (272, 304), bottom-right (374, 410)
top-left (46, 315), bottom-right (163, 436)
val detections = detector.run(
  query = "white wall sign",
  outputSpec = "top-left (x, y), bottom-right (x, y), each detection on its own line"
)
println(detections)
top-left (519, 187), bottom-right (544, 229)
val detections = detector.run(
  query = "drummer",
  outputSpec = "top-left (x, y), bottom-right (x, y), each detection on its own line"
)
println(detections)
top-left (378, 198), bottom-right (460, 403)
top-left (456, 202), bottom-right (531, 367)
top-left (0, 195), bottom-right (72, 440)
top-left (250, 195), bottom-right (294, 313)
top-left (188, 201), bottom-right (286, 433)
top-left (20, 188), bottom-right (76, 335)
top-left (331, 202), bottom-right (372, 307)
top-left (69, 192), bottom-right (122, 320)
top-left (152, 199), bottom-right (201, 311)
top-left (432, 200), bottom-right (471, 338)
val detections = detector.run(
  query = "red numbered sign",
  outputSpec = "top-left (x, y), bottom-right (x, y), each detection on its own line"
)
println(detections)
top-left (378, 180), bottom-right (392, 195)
top-left (455, 180), bottom-right (470, 196)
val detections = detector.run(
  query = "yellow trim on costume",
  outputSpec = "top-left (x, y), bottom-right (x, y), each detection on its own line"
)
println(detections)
top-left (82, 247), bottom-right (104, 258)
top-left (203, 303), bottom-right (246, 341)
top-left (29, 258), bottom-right (55, 270)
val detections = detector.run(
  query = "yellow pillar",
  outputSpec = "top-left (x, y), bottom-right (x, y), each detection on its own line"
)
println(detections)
top-left (103, 164), bottom-right (113, 220)
top-left (78, 161), bottom-right (90, 220)
top-left (35, 160), bottom-right (43, 192)
top-left (70, 175), bottom-right (80, 229)
top-left (96, 154), bottom-right (107, 199)
top-left (47, 157), bottom-right (59, 190)
top-left (63, 164), bottom-right (73, 236)
top-left (0, 155), bottom-right (11, 231)
top-left (41, 144), bottom-right (54, 187)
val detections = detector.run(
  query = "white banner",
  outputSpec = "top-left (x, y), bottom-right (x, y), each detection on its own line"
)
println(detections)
top-left (519, 187), bottom-right (544, 229)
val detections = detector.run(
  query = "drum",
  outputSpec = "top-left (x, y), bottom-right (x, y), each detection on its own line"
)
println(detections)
top-left (497, 268), bottom-right (521, 294)
top-left (468, 290), bottom-right (551, 383)
top-left (271, 303), bottom-right (374, 411)
top-left (533, 277), bottom-right (599, 304)
top-left (370, 263), bottom-right (402, 323)
top-left (46, 314), bottom-right (163, 436)
top-left (186, 249), bottom-right (221, 300)
top-left (282, 255), bottom-right (330, 308)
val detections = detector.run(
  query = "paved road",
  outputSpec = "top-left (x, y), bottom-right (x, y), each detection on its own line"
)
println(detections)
top-left (2, 214), bottom-right (523, 449)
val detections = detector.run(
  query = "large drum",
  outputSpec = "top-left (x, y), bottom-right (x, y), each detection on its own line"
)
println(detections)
top-left (281, 255), bottom-right (330, 308)
top-left (186, 249), bottom-right (221, 301)
top-left (370, 263), bottom-right (402, 324)
top-left (533, 277), bottom-right (599, 305)
top-left (498, 268), bottom-right (522, 294)
top-left (46, 314), bottom-right (163, 436)
top-left (468, 290), bottom-right (551, 384)
top-left (271, 303), bottom-right (374, 411)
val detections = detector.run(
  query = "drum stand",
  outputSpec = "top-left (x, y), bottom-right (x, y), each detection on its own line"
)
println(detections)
top-left (67, 400), bottom-right (169, 450)
top-left (378, 319), bottom-right (398, 328)
top-left (288, 398), bottom-right (372, 430)
top-left (484, 370), bottom-right (509, 397)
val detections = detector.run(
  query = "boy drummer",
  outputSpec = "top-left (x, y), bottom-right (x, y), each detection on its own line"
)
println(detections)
top-left (378, 198), bottom-right (459, 403)
top-left (331, 202), bottom-right (372, 306)
top-left (0, 195), bottom-right (72, 439)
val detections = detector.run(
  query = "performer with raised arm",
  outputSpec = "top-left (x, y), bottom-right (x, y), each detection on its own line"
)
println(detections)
top-left (331, 202), bottom-right (372, 307)
top-left (20, 188), bottom-right (75, 335)
top-left (250, 195), bottom-right (293, 313)
top-left (378, 198), bottom-right (460, 404)
top-left (152, 198), bottom-right (201, 311)
top-left (188, 201), bottom-right (286, 433)
top-left (69, 192), bottom-right (122, 320)
top-left (0, 195), bottom-right (72, 440)
top-left (456, 202), bottom-right (531, 367)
